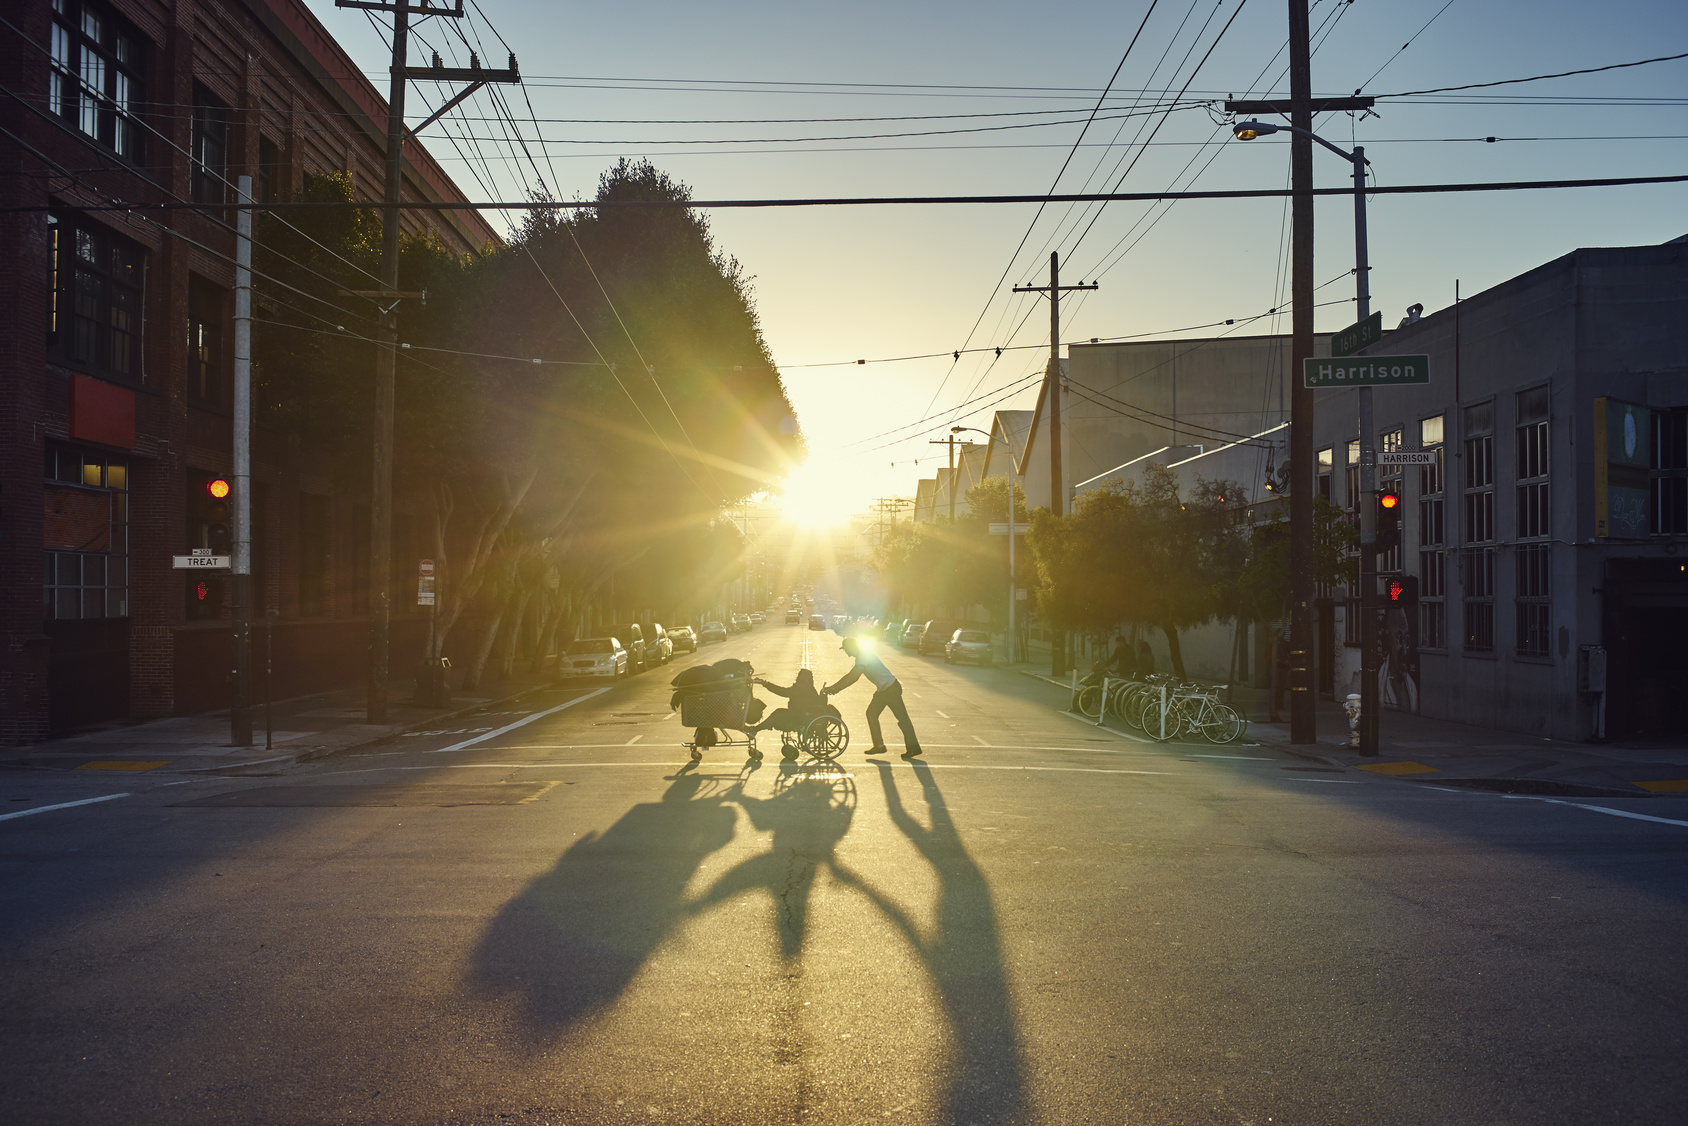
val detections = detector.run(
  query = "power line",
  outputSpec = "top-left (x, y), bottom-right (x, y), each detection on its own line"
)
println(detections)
top-left (1379, 50), bottom-right (1688, 98)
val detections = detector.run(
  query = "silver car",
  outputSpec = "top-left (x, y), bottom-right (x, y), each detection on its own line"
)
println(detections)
top-left (562, 637), bottom-right (627, 680)
top-left (944, 629), bottom-right (994, 666)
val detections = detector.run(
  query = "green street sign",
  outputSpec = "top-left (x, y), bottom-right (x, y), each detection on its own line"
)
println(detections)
top-left (1303, 354), bottom-right (1430, 389)
top-left (1330, 311), bottom-right (1383, 358)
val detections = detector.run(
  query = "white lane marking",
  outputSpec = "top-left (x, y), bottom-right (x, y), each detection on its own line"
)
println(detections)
top-left (0, 792), bottom-right (132, 822)
top-left (934, 710), bottom-right (951, 719)
top-left (626, 734), bottom-right (643, 745)
top-left (972, 735), bottom-right (990, 746)
top-left (1287, 778), bottom-right (1363, 784)
top-left (324, 762), bottom-right (1180, 776)
top-left (916, 765), bottom-right (1174, 776)
top-left (428, 688), bottom-right (611, 753)
top-left (1503, 794), bottom-right (1688, 828)
top-left (1184, 753), bottom-right (1273, 760)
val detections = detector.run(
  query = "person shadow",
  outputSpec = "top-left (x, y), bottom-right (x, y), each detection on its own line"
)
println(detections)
top-left (869, 759), bottom-right (1028, 1124)
top-left (689, 761), bottom-right (859, 959)
top-left (471, 767), bottom-right (744, 1037)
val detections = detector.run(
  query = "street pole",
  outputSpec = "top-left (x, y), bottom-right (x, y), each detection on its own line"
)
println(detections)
top-left (1013, 252), bottom-right (1096, 678)
top-left (1352, 145), bottom-right (1380, 756)
top-left (366, 3), bottom-right (409, 724)
top-left (336, 0), bottom-right (520, 723)
top-left (929, 434), bottom-right (958, 522)
top-left (231, 175), bottom-right (253, 746)
top-left (1287, 0), bottom-right (1317, 743)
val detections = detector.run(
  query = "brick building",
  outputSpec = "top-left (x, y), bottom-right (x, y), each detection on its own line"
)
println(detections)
top-left (1, 0), bottom-right (499, 742)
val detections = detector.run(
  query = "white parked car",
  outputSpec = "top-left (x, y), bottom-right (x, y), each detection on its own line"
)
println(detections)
top-left (945, 629), bottom-right (994, 666)
top-left (562, 637), bottom-right (627, 680)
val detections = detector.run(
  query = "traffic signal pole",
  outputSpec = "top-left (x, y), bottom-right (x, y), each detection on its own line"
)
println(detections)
top-left (231, 175), bottom-right (253, 747)
top-left (1351, 146), bottom-right (1381, 756)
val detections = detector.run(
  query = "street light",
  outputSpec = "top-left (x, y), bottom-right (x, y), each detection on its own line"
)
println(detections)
top-left (1234, 117), bottom-right (1384, 755)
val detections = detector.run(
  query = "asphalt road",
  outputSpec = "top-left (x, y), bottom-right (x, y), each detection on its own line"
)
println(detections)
top-left (3, 622), bottom-right (1686, 1125)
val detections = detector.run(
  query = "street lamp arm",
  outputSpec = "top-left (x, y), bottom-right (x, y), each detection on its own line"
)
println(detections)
top-left (1233, 119), bottom-right (1363, 165)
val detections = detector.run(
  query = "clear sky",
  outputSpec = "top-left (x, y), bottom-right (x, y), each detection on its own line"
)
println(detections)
top-left (308, 0), bottom-right (1687, 522)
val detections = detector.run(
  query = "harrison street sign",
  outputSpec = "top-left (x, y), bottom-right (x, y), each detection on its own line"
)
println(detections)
top-left (1330, 311), bottom-right (1383, 358)
top-left (1303, 354), bottom-right (1430, 389)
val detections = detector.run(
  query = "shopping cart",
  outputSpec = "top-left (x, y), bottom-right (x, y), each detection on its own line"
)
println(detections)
top-left (679, 678), bottom-right (762, 761)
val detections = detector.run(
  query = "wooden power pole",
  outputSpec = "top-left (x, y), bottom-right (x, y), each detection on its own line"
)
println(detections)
top-left (335, 0), bottom-right (518, 723)
top-left (1015, 251), bottom-right (1096, 677)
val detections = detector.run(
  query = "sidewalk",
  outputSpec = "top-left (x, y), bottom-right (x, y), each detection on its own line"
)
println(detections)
top-left (0, 674), bottom-right (558, 777)
top-left (1014, 665), bottom-right (1688, 799)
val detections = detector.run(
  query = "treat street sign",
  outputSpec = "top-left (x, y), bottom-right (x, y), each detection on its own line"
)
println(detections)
top-left (1303, 354), bottom-right (1430, 389)
top-left (1330, 311), bottom-right (1383, 358)
top-left (417, 575), bottom-right (437, 606)
top-left (173, 554), bottom-right (230, 569)
top-left (1379, 449), bottom-right (1437, 466)
top-left (419, 559), bottom-right (435, 577)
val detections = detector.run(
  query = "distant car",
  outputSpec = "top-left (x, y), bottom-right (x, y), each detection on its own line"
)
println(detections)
top-left (785, 608), bottom-right (802, 624)
top-left (700, 620), bottom-right (728, 643)
top-left (732, 612), bottom-right (753, 631)
top-left (669, 625), bottom-right (697, 653)
top-left (562, 637), bottom-right (627, 680)
top-left (645, 623), bottom-right (673, 665)
top-left (617, 624), bottom-right (648, 671)
top-left (945, 629), bottom-right (993, 666)
top-left (830, 614), bottom-right (848, 630)
top-left (900, 622), bottom-right (925, 649)
top-left (749, 612), bottom-right (765, 624)
top-left (919, 620), bottom-right (963, 657)
top-left (808, 615), bottom-right (826, 631)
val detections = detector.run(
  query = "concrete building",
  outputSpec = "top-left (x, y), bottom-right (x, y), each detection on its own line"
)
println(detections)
top-left (1, 0), bottom-right (497, 741)
top-left (1067, 235), bottom-right (1688, 744)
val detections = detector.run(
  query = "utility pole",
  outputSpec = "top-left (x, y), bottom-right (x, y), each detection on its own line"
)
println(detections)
top-left (1351, 145), bottom-right (1380, 756)
top-left (231, 175), bottom-right (253, 746)
top-left (1286, 0), bottom-right (1317, 744)
top-left (335, 1), bottom-right (518, 723)
top-left (930, 434), bottom-right (958, 523)
top-left (1014, 251), bottom-right (1096, 677)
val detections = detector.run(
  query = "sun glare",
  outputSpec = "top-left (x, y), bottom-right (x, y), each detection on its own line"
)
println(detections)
top-left (779, 458), bottom-right (858, 529)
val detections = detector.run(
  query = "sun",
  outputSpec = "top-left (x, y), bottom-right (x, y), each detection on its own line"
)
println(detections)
top-left (778, 457), bottom-right (859, 529)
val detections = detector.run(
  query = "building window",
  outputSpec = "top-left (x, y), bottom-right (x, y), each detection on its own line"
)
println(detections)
top-left (1653, 407), bottom-right (1688, 535)
top-left (48, 0), bottom-right (145, 160)
top-left (191, 86), bottom-right (229, 207)
top-left (188, 276), bottom-right (225, 405)
top-left (43, 445), bottom-right (129, 620)
top-left (47, 213), bottom-right (143, 381)
top-left (1463, 401), bottom-right (1494, 544)
top-left (1418, 414), bottom-right (1445, 648)
top-left (1515, 386), bottom-right (1550, 540)
top-left (1515, 543), bottom-right (1551, 658)
top-left (1316, 447), bottom-right (1332, 503)
top-left (1378, 427), bottom-right (1404, 573)
top-left (258, 137), bottom-right (281, 204)
top-left (1461, 546), bottom-right (1495, 652)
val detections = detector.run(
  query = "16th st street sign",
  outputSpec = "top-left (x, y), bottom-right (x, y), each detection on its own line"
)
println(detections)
top-left (1303, 354), bottom-right (1430, 389)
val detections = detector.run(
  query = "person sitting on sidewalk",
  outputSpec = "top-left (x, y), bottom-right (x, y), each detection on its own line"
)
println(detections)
top-left (749, 669), bottom-right (841, 760)
top-left (823, 637), bottom-right (923, 758)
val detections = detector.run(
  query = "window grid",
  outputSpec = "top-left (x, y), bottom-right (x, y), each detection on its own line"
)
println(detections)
top-left (43, 446), bottom-right (129, 620)
top-left (47, 213), bottom-right (143, 380)
top-left (192, 88), bottom-right (229, 207)
top-left (1515, 417), bottom-right (1550, 540)
top-left (1515, 543), bottom-right (1551, 657)
top-left (48, 0), bottom-right (144, 160)
top-left (1419, 550), bottom-right (1446, 648)
top-left (1653, 408), bottom-right (1688, 535)
top-left (1461, 547), bottom-right (1495, 652)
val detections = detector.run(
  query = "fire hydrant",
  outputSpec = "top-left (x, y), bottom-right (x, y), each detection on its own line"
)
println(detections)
top-left (1344, 693), bottom-right (1362, 748)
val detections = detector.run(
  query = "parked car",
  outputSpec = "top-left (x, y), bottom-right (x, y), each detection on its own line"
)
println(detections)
top-left (918, 620), bottom-right (963, 656)
top-left (945, 629), bottom-right (993, 666)
top-left (901, 622), bottom-right (926, 649)
top-left (669, 625), bottom-right (697, 653)
top-left (644, 623), bottom-right (673, 665)
top-left (732, 612), bottom-right (753, 631)
top-left (617, 624), bottom-right (648, 671)
top-left (749, 611), bottom-right (765, 624)
top-left (808, 615), bottom-right (827, 631)
top-left (700, 620), bottom-right (728, 643)
top-left (785, 607), bottom-right (802, 624)
top-left (562, 637), bottom-right (627, 680)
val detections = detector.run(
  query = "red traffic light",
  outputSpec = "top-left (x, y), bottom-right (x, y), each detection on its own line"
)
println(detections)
top-left (205, 478), bottom-right (231, 499)
top-left (1378, 491), bottom-right (1401, 510)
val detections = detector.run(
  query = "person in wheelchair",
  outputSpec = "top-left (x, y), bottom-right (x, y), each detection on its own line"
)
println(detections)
top-left (749, 669), bottom-right (841, 759)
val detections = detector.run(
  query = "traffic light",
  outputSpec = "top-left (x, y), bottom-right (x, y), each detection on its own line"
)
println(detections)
top-left (1375, 489), bottom-right (1402, 553)
top-left (1384, 574), bottom-right (1419, 610)
top-left (203, 477), bottom-right (232, 554)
